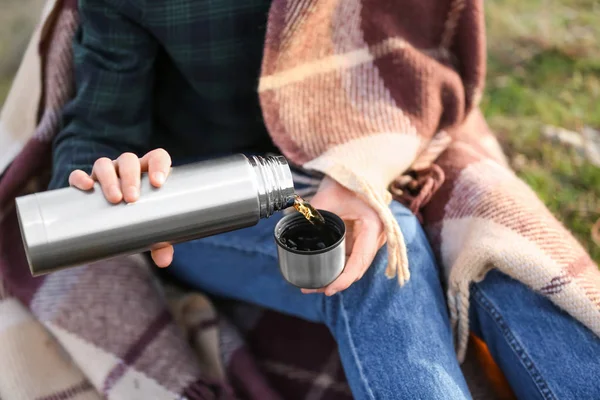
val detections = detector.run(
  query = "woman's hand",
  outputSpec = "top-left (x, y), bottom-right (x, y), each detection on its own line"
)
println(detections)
top-left (302, 177), bottom-right (386, 296)
top-left (68, 148), bottom-right (175, 267)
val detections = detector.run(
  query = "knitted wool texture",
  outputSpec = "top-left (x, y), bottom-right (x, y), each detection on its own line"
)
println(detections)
top-left (257, 0), bottom-right (600, 360)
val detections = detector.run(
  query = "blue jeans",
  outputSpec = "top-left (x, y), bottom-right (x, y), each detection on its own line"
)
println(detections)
top-left (168, 201), bottom-right (600, 399)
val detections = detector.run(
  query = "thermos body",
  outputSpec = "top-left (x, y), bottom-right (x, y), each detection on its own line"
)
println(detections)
top-left (16, 154), bottom-right (295, 276)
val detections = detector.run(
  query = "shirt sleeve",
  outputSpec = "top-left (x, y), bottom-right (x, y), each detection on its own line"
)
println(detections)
top-left (49, 0), bottom-right (158, 189)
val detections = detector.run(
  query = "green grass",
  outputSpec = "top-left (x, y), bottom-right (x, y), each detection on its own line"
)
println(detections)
top-left (0, 0), bottom-right (45, 106)
top-left (483, 0), bottom-right (600, 263)
top-left (1, 0), bottom-right (599, 262)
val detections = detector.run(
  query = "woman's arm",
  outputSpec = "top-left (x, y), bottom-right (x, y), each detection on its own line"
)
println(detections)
top-left (49, 0), bottom-right (158, 189)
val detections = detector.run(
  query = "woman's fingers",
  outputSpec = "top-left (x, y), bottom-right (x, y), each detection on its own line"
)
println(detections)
top-left (78, 149), bottom-right (171, 204)
top-left (116, 153), bottom-right (141, 203)
top-left (151, 245), bottom-right (174, 268)
top-left (68, 169), bottom-right (95, 190)
top-left (68, 149), bottom-right (175, 269)
top-left (91, 157), bottom-right (122, 203)
top-left (141, 148), bottom-right (171, 187)
top-left (322, 219), bottom-right (381, 296)
top-left (300, 288), bottom-right (325, 294)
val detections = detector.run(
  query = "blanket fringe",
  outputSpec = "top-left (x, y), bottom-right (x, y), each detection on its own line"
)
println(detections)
top-left (448, 261), bottom-right (494, 363)
top-left (391, 164), bottom-right (445, 223)
top-left (355, 177), bottom-right (410, 286)
top-left (448, 282), bottom-right (471, 363)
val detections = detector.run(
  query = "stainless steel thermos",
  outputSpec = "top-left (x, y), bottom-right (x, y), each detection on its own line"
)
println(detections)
top-left (16, 154), bottom-right (296, 276)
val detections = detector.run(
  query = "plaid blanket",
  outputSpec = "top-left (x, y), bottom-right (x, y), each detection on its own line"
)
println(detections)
top-left (0, 3), bottom-right (350, 398)
top-left (257, 0), bottom-right (600, 363)
top-left (0, 0), bottom-right (598, 399)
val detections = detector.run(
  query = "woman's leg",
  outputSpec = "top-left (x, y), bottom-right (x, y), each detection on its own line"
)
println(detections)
top-left (469, 270), bottom-right (600, 399)
top-left (169, 201), bottom-right (471, 399)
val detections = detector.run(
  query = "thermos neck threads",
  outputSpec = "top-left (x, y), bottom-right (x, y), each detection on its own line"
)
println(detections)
top-left (249, 155), bottom-right (296, 218)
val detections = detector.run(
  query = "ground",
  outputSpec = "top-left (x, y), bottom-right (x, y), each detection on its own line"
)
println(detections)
top-left (482, 0), bottom-right (600, 262)
top-left (0, 0), bottom-right (46, 104)
top-left (1, 0), bottom-right (599, 262)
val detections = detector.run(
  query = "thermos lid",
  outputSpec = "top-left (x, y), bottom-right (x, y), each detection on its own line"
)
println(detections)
top-left (274, 210), bottom-right (346, 289)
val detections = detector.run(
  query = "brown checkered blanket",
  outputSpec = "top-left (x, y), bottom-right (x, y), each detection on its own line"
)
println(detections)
top-left (1, 1), bottom-right (598, 399)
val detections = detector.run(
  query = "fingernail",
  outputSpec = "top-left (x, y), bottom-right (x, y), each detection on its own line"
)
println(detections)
top-left (154, 172), bottom-right (165, 185)
top-left (108, 185), bottom-right (122, 201)
top-left (126, 186), bottom-right (139, 201)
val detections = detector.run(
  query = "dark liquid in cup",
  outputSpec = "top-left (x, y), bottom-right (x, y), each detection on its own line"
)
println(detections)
top-left (280, 223), bottom-right (342, 252)
top-left (286, 195), bottom-right (341, 251)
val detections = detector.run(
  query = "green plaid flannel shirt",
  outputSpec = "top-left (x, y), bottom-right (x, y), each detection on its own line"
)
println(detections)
top-left (50, 0), bottom-right (274, 189)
